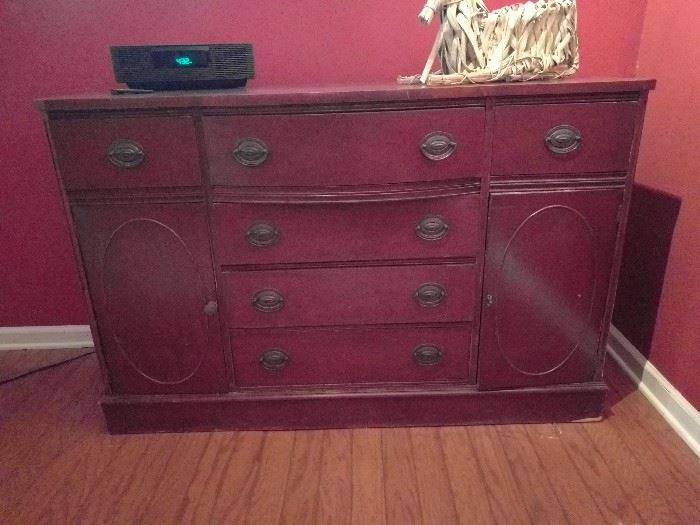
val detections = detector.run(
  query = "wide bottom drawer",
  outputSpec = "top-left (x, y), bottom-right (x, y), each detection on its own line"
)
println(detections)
top-left (230, 324), bottom-right (472, 387)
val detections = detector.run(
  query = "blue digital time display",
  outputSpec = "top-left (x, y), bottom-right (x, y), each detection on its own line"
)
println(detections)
top-left (151, 47), bottom-right (209, 69)
top-left (175, 56), bottom-right (194, 67)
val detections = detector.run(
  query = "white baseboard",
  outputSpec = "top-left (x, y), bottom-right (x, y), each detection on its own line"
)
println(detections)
top-left (0, 325), bottom-right (94, 351)
top-left (607, 324), bottom-right (700, 457)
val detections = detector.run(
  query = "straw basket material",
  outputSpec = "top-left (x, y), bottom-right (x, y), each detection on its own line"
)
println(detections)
top-left (399, 0), bottom-right (579, 84)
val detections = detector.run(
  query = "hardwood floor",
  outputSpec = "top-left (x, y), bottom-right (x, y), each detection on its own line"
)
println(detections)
top-left (0, 351), bottom-right (698, 524)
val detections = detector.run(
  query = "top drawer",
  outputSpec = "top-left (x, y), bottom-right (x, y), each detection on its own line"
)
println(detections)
top-left (492, 102), bottom-right (638, 176)
top-left (203, 108), bottom-right (487, 187)
top-left (49, 116), bottom-right (201, 190)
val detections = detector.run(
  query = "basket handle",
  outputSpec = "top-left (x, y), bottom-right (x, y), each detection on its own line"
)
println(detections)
top-left (419, 0), bottom-right (443, 24)
top-left (419, 0), bottom-right (485, 24)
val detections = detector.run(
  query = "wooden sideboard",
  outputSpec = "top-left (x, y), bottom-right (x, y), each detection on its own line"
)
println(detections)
top-left (37, 79), bottom-right (654, 433)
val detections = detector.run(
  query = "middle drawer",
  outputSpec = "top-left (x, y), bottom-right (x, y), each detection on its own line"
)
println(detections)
top-left (222, 263), bottom-right (476, 328)
top-left (213, 194), bottom-right (480, 265)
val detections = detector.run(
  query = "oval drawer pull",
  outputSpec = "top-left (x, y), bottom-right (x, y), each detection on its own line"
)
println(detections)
top-left (233, 137), bottom-right (269, 166)
top-left (545, 125), bottom-right (582, 155)
top-left (246, 222), bottom-right (279, 247)
top-left (259, 348), bottom-right (289, 370)
top-left (420, 132), bottom-right (456, 161)
top-left (413, 345), bottom-right (443, 366)
top-left (252, 289), bottom-right (284, 312)
top-left (416, 215), bottom-right (449, 241)
top-left (415, 283), bottom-right (447, 307)
top-left (108, 139), bottom-right (145, 168)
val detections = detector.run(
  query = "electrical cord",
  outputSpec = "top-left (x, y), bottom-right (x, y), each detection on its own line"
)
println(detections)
top-left (0, 350), bottom-right (95, 386)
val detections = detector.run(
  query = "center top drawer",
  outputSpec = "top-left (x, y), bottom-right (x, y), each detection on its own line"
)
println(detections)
top-left (203, 108), bottom-right (487, 187)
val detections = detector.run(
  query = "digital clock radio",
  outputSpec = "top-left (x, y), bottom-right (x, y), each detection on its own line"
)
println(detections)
top-left (110, 44), bottom-right (255, 90)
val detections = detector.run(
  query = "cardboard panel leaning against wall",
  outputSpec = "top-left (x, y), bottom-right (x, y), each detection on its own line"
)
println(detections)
top-left (613, 184), bottom-right (681, 359)
top-left (0, 0), bottom-right (648, 327)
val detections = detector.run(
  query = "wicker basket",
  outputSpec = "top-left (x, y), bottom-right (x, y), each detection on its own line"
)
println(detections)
top-left (399, 0), bottom-right (579, 85)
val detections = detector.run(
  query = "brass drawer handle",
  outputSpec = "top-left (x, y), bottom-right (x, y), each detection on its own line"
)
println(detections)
top-left (416, 215), bottom-right (449, 241)
top-left (259, 348), bottom-right (289, 370)
top-left (252, 289), bottom-right (284, 312)
top-left (415, 283), bottom-right (446, 307)
top-left (420, 132), bottom-right (456, 161)
top-left (413, 345), bottom-right (443, 366)
top-left (246, 222), bottom-right (279, 247)
top-left (108, 139), bottom-right (145, 168)
top-left (233, 137), bottom-right (269, 166)
top-left (545, 125), bottom-right (582, 155)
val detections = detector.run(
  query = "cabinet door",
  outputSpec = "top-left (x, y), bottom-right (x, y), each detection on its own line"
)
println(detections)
top-left (478, 190), bottom-right (623, 389)
top-left (72, 203), bottom-right (228, 394)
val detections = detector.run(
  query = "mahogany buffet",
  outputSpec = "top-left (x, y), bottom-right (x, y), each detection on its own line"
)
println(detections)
top-left (37, 79), bottom-right (654, 433)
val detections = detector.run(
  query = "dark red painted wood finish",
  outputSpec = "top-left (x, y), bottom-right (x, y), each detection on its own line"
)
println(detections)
top-left (101, 384), bottom-right (608, 434)
top-left (479, 189), bottom-right (624, 389)
top-left (203, 108), bottom-right (487, 186)
top-left (222, 263), bottom-right (476, 329)
top-left (230, 324), bottom-right (471, 387)
top-left (71, 203), bottom-right (227, 394)
top-left (492, 102), bottom-right (639, 176)
top-left (49, 117), bottom-right (201, 190)
top-left (212, 194), bottom-right (480, 265)
top-left (37, 79), bottom-right (654, 433)
top-left (36, 79), bottom-right (655, 113)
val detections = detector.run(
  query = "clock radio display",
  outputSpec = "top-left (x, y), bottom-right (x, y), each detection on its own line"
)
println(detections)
top-left (151, 47), bottom-right (209, 69)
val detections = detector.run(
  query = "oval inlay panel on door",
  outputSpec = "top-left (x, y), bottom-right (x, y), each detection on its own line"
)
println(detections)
top-left (494, 205), bottom-right (597, 376)
top-left (102, 218), bottom-right (209, 385)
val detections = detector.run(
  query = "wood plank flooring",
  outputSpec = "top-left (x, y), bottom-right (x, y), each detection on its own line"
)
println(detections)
top-left (0, 351), bottom-right (698, 525)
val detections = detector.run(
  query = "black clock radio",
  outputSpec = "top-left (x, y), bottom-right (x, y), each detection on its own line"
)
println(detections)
top-left (110, 44), bottom-right (255, 90)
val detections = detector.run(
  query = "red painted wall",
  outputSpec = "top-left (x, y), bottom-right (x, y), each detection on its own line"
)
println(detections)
top-left (0, 0), bottom-right (646, 326)
top-left (630, 0), bottom-right (700, 407)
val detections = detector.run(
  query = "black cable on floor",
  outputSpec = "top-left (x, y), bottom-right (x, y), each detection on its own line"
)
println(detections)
top-left (0, 350), bottom-right (95, 386)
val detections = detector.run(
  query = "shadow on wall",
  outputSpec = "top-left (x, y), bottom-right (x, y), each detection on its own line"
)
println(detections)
top-left (613, 184), bottom-right (681, 358)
